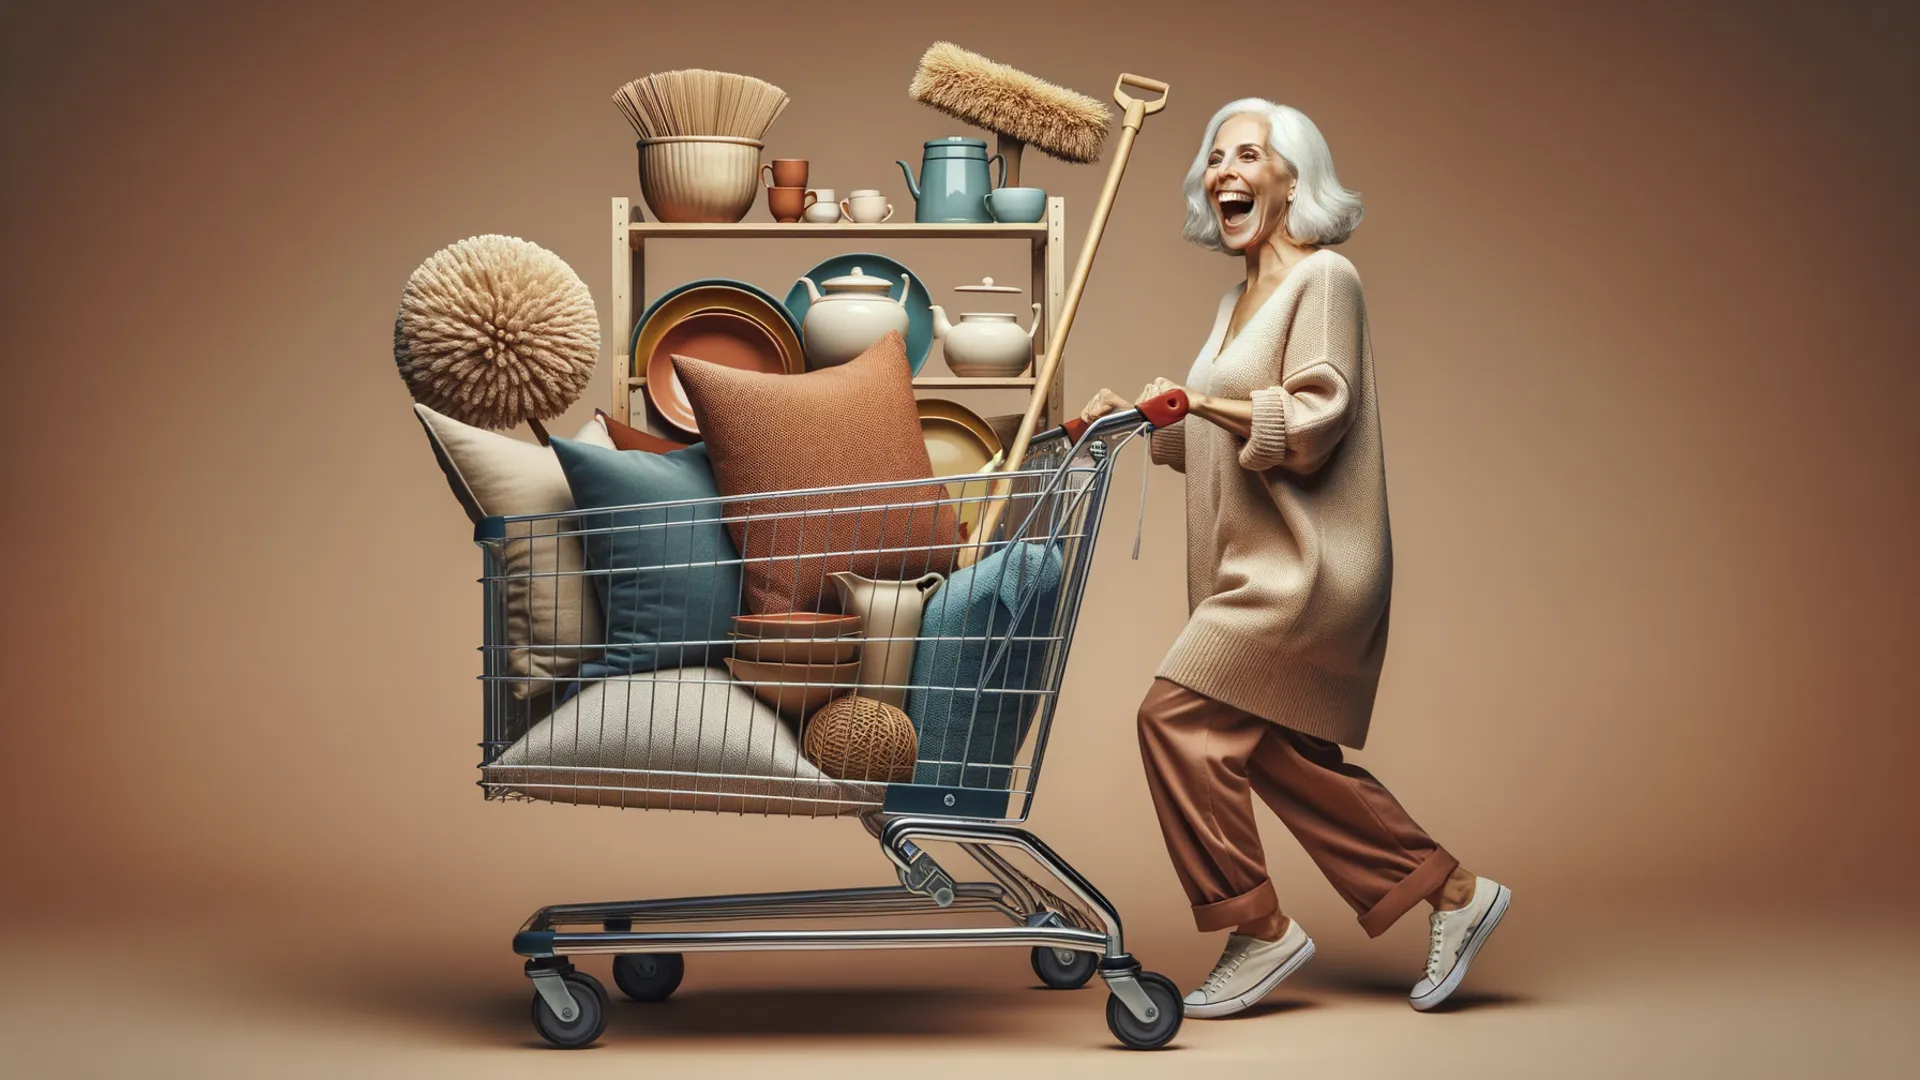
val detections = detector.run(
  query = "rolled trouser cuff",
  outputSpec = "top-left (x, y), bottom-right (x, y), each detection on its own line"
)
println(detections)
top-left (1192, 878), bottom-right (1279, 933)
top-left (1357, 846), bottom-right (1458, 938)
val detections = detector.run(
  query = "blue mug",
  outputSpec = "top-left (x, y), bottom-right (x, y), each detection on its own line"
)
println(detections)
top-left (984, 187), bottom-right (1047, 223)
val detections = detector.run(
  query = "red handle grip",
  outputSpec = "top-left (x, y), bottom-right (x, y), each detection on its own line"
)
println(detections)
top-left (1138, 388), bottom-right (1190, 428)
top-left (1053, 388), bottom-right (1190, 446)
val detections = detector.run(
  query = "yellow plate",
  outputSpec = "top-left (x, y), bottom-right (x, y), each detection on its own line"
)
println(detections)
top-left (917, 398), bottom-right (1003, 539)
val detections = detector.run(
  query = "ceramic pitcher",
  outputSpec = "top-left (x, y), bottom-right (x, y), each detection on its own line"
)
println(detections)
top-left (830, 570), bottom-right (943, 708)
top-left (896, 137), bottom-right (1006, 224)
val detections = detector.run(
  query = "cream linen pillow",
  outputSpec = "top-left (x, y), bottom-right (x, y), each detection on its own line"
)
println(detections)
top-left (483, 667), bottom-right (879, 815)
top-left (413, 404), bottom-right (615, 697)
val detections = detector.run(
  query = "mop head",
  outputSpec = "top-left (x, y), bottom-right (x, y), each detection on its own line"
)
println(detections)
top-left (908, 42), bottom-right (1110, 164)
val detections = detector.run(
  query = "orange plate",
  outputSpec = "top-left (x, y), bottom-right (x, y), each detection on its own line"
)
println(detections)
top-left (645, 309), bottom-right (789, 436)
top-left (634, 284), bottom-right (806, 436)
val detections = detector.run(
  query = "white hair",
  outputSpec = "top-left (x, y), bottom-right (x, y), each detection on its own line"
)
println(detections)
top-left (1182, 98), bottom-right (1364, 251)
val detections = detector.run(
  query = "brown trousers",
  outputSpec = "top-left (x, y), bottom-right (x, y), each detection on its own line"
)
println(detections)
top-left (1136, 678), bottom-right (1457, 937)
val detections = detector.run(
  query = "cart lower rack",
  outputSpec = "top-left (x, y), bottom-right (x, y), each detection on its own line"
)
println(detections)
top-left (471, 394), bottom-right (1191, 1050)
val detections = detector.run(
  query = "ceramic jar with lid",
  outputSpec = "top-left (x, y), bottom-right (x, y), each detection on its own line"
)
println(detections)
top-left (929, 277), bottom-right (1040, 378)
top-left (797, 266), bottom-right (912, 368)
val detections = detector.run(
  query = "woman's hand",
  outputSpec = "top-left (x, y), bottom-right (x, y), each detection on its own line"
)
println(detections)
top-left (1079, 387), bottom-right (1133, 423)
top-left (1136, 377), bottom-right (1196, 409)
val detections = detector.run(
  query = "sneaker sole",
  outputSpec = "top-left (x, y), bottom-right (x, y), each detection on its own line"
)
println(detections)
top-left (1183, 936), bottom-right (1316, 1019)
top-left (1410, 884), bottom-right (1511, 1012)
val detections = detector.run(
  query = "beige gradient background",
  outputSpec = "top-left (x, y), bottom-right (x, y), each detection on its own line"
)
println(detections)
top-left (1, 0), bottom-right (1915, 1075)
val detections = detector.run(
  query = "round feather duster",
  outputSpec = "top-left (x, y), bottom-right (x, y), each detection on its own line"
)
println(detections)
top-left (394, 234), bottom-right (599, 430)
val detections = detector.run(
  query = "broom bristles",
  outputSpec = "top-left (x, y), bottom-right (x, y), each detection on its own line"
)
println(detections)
top-left (908, 41), bottom-right (1110, 164)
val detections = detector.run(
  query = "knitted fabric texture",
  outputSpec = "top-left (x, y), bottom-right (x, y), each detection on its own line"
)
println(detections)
top-left (1153, 250), bottom-right (1392, 749)
top-left (905, 540), bottom-right (1064, 788)
top-left (673, 332), bottom-right (961, 614)
top-left (395, 234), bottom-right (599, 429)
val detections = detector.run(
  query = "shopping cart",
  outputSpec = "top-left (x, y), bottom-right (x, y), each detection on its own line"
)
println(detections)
top-left (470, 391), bottom-right (1190, 1050)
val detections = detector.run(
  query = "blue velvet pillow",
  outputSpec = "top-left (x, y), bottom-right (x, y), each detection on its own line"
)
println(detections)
top-left (550, 438), bottom-right (742, 680)
top-left (905, 541), bottom-right (1065, 788)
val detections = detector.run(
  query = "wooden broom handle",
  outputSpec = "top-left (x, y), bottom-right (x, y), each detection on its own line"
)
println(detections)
top-left (959, 73), bottom-right (1169, 567)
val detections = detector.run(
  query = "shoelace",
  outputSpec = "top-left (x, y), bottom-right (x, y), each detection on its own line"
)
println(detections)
top-left (1424, 914), bottom-right (1450, 981)
top-left (1201, 943), bottom-right (1253, 995)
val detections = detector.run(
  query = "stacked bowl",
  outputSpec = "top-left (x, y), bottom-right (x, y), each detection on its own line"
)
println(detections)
top-left (725, 613), bottom-right (864, 722)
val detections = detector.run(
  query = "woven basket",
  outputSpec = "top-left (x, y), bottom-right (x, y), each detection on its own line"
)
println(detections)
top-left (803, 695), bottom-right (918, 783)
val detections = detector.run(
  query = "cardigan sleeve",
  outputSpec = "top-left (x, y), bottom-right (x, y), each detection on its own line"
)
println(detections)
top-left (1237, 261), bottom-right (1364, 475)
top-left (1149, 420), bottom-right (1187, 473)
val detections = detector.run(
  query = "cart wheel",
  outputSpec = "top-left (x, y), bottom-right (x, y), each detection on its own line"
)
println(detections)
top-left (1031, 946), bottom-right (1097, 990)
top-left (530, 971), bottom-right (608, 1049)
top-left (1106, 971), bottom-right (1183, 1050)
top-left (612, 952), bottom-right (685, 1002)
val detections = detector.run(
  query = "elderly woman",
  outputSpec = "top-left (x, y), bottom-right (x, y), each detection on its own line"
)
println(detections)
top-left (1082, 100), bottom-right (1511, 1018)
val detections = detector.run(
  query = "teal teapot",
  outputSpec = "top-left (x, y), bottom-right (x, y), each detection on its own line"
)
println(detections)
top-left (896, 137), bottom-right (1007, 224)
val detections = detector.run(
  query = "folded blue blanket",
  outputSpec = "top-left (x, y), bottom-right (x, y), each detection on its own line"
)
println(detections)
top-left (905, 541), bottom-right (1064, 789)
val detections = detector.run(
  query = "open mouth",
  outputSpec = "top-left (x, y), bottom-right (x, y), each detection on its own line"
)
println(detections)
top-left (1216, 190), bottom-right (1254, 229)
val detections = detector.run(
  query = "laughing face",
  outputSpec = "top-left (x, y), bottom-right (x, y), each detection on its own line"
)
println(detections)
top-left (1204, 113), bottom-right (1295, 253)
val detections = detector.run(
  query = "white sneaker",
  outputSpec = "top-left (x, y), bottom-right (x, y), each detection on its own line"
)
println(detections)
top-left (1410, 876), bottom-right (1511, 1011)
top-left (1182, 919), bottom-right (1316, 1018)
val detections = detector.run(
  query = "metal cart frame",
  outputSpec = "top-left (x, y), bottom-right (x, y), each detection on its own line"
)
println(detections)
top-left (474, 403), bottom-right (1187, 1050)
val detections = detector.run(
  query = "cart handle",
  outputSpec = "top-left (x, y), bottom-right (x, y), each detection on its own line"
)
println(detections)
top-left (1034, 388), bottom-right (1189, 448)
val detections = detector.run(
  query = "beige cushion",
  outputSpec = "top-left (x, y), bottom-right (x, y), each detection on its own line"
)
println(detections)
top-left (412, 404), bottom-right (614, 696)
top-left (483, 667), bottom-right (880, 815)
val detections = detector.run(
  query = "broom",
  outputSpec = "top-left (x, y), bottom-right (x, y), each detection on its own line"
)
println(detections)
top-left (909, 46), bottom-right (1169, 567)
top-left (908, 42), bottom-right (1110, 186)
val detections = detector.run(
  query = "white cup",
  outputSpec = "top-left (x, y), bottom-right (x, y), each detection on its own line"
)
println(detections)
top-left (802, 188), bottom-right (839, 223)
top-left (840, 189), bottom-right (894, 223)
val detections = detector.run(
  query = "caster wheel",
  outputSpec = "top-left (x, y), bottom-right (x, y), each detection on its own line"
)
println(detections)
top-left (530, 971), bottom-right (608, 1049)
top-left (612, 952), bottom-right (685, 1002)
top-left (1106, 971), bottom-right (1183, 1050)
top-left (1030, 946), bottom-right (1097, 990)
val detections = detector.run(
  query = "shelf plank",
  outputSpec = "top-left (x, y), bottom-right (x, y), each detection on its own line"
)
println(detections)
top-left (630, 221), bottom-right (1047, 241)
top-left (626, 373), bottom-right (1039, 389)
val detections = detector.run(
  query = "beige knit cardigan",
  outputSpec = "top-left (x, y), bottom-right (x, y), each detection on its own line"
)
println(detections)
top-left (1149, 249), bottom-right (1391, 748)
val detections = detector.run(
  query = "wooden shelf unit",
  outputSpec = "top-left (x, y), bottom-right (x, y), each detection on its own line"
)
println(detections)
top-left (607, 196), bottom-right (1068, 434)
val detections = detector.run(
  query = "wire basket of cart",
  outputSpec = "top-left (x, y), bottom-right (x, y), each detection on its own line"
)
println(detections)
top-left (473, 393), bottom-right (1192, 1050)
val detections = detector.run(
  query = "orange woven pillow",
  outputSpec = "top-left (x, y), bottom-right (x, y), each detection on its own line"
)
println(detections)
top-left (673, 331), bottom-right (960, 614)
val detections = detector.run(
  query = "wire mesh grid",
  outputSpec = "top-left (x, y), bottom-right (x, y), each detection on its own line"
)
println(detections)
top-left (472, 432), bottom-right (1126, 821)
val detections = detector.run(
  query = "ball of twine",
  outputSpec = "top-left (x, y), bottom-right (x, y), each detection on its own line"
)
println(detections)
top-left (394, 234), bottom-right (599, 429)
top-left (803, 696), bottom-right (918, 783)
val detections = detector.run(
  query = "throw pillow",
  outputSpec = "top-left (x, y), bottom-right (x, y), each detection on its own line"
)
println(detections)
top-left (549, 437), bottom-right (742, 680)
top-left (673, 331), bottom-right (961, 614)
top-left (413, 404), bottom-right (614, 697)
top-left (483, 667), bottom-right (878, 815)
top-left (905, 540), bottom-right (1065, 789)
top-left (594, 408), bottom-right (691, 454)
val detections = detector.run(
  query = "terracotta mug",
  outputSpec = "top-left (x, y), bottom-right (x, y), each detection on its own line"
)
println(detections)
top-left (762, 159), bottom-right (809, 189)
top-left (840, 189), bottom-right (894, 224)
top-left (766, 185), bottom-right (818, 223)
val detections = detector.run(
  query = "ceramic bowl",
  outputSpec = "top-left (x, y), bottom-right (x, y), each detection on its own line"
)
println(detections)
top-left (732, 612), bottom-right (864, 640)
top-left (723, 657), bottom-right (861, 720)
top-left (730, 633), bottom-right (864, 665)
top-left (638, 136), bottom-right (763, 223)
top-left (984, 187), bottom-right (1047, 223)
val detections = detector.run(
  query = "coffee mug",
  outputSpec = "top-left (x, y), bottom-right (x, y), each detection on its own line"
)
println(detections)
top-left (802, 189), bottom-right (840, 223)
top-left (767, 185), bottom-right (818, 223)
top-left (762, 159), bottom-right (809, 188)
top-left (840, 189), bottom-right (894, 224)
top-left (984, 186), bottom-right (1048, 223)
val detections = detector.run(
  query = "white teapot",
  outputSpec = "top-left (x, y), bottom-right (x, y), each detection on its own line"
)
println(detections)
top-left (797, 266), bottom-right (911, 368)
top-left (930, 278), bottom-right (1039, 378)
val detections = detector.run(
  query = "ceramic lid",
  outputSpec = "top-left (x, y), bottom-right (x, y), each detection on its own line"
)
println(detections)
top-left (954, 276), bottom-right (1021, 294)
top-left (819, 266), bottom-right (897, 293)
